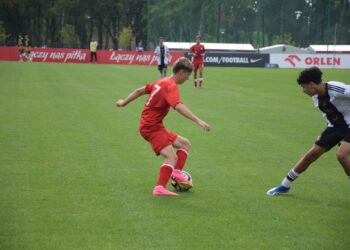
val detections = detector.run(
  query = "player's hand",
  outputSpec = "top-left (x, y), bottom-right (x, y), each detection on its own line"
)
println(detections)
top-left (116, 99), bottom-right (125, 107)
top-left (198, 120), bottom-right (210, 131)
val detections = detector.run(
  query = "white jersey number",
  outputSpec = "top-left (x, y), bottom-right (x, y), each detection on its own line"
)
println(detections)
top-left (146, 84), bottom-right (161, 106)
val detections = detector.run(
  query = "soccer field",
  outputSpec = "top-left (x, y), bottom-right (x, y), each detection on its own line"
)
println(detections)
top-left (0, 61), bottom-right (349, 249)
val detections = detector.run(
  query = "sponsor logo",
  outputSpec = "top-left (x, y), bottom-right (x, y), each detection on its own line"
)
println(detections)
top-left (63, 50), bottom-right (87, 62)
top-left (31, 50), bottom-right (87, 62)
top-left (31, 51), bottom-right (49, 61)
top-left (110, 52), bottom-right (136, 64)
top-left (304, 56), bottom-right (340, 66)
top-left (204, 56), bottom-right (250, 64)
top-left (285, 55), bottom-right (301, 67)
top-left (201, 53), bottom-right (268, 67)
top-left (250, 58), bottom-right (263, 63)
top-left (109, 52), bottom-right (174, 65)
top-left (284, 54), bottom-right (341, 67)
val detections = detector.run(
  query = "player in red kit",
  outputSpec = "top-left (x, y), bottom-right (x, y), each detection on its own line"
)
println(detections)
top-left (116, 57), bottom-right (211, 196)
top-left (189, 35), bottom-right (205, 88)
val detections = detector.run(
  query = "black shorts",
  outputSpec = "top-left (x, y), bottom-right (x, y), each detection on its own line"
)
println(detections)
top-left (158, 63), bottom-right (167, 71)
top-left (315, 126), bottom-right (350, 150)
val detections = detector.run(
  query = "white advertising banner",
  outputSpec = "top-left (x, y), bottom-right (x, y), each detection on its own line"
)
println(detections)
top-left (270, 54), bottom-right (350, 69)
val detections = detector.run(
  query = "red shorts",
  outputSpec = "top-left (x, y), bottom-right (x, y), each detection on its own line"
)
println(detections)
top-left (193, 60), bottom-right (204, 71)
top-left (139, 127), bottom-right (178, 155)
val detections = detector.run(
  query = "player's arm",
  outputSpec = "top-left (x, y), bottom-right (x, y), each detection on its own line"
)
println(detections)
top-left (166, 47), bottom-right (170, 59)
top-left (116, 86), bottom-right (147, 107)
top-left (201, 46), bottom-right (206, 57)
top-left (175, 103), bottom-right (210, 131)
top-left (188, 46), bottom-right (195, 56)
top-left (154, 47), bottom-right (159, 56)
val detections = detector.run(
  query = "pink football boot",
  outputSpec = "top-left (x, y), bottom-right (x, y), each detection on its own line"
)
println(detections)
top-left (152, 185), bottom-right (179, 196)
top-left (171, 170), bottom-right (193, 188)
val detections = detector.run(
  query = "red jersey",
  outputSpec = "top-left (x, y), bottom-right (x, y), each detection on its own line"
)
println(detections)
top-left (140, 77), bottom-right (182, 131)
top-left (189, 43), bottom-right (205, 61)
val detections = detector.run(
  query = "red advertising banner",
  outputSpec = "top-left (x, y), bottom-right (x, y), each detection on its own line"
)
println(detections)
top-left (0, 46), bottom-right (184, 65)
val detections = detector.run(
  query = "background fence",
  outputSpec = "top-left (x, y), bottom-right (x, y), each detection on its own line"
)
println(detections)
top-left (0, 0), bottom-right (349, 50)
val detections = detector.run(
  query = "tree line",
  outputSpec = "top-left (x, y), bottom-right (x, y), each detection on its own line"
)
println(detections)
top-left (0, 0), bottom-right (349, 50)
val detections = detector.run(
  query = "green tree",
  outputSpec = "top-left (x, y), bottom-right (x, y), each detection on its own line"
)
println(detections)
top-left (59, 24), bottom-right (80, 48)
top-left (0, 21), bottom-right (8, 44)
top-left (119, 26), bottom-right (134, 50)
top-left (0, 0), bottom-right (349, 48)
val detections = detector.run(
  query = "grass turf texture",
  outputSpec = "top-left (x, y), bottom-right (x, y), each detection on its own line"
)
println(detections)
top-left (0, 61), bottom-right (349, 249)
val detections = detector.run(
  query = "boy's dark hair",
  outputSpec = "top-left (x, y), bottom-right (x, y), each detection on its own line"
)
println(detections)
top-left (297, 67), bottom-right (323, 85)
top-left (173, 57), bottom-right (193, 73)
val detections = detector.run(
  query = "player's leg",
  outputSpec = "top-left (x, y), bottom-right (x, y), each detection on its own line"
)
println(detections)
top-left (19, 49), bottom-right (23, 62)
top-left (171, 136), bottom-right (192, 187)
top-left (267, 144), bottom-right (327, 196)
top-left (193, 70), bottom-right (198, 87)
top-left (153, 145), bottom-right (179, 196)
top-left (163, 65), bottom-right (167, 78)
top-left (336, 141), bottom-right (350, 177)
top-left (90, 52), bottom-right (93, 63)
top-left (141, 128), bottom-right (179, 196)
top-left (158, 65), bottom-right (163, 78)
top-left (199, 66), bottom-right (204, 88)
top-left (24, 50), bottom-right (29, 61)
top-left (94, 52), bottom-right (98, 63)
top-left (158, 144), bottom-right (178, 185)
top-left (266, 127), bottom-right (345, 196)
top-left (173, 136), bottom-right (191, 170)
top-left (294, 144), bottom-right (327, 174)
top-left (27, 52), bottom-right (32, 62)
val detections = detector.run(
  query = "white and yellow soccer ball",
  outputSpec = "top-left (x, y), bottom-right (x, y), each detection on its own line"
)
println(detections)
top-left (171, 171), bottom-right (193, 192)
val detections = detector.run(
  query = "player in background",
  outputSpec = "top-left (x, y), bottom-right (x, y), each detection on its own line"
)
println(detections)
top-left (24, 35), bottom-right (32, 62)
top-left (189, 35), bottom-right (205, 88)
top-left (116, 57), bottom-right (210, 196)
top-left (267, 67), bottom-right (350, 196)
top-left (90, 39), bottom-right (98, 63)
top-left (17, 34), bottom-right (24, 62)
top-left (154, 37), bottom-right (170, 78)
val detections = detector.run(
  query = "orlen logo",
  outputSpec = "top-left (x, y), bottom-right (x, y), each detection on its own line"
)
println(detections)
top-left (285, 55), bottom-right (301, 67)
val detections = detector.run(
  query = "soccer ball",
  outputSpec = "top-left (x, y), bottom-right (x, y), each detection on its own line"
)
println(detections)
top-left (171, 171), bottom-right (193, 192)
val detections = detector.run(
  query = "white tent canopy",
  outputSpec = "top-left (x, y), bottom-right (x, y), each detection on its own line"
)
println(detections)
top-left (164, 42), bottom-right (255, 52)
top-left (308, 45), bottom-right (350, 53)
top-left (259, 44), bottom-right (310, 54)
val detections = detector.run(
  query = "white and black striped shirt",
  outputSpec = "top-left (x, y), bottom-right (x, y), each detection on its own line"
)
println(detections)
top-left (312, 81), bottom-right (350, 127)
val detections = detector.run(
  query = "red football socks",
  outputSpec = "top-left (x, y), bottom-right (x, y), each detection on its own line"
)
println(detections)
top-left (156, 164), bottom-right (174, 186)
top-left (175, 149), bottom-right (188, 170)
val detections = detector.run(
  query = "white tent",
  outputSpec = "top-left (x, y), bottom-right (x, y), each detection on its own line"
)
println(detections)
top-left (308, 45), bottom-right (350, 53)
top-left (164, 42), bottom-right (255, 52)
top-left (259, 44), bottom-right (310, 54)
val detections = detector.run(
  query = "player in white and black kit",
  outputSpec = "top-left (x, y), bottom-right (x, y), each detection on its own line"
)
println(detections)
top-left (267, 67), bottom-right (350, 196)
top-left (154, 37), bottom-right (170, 78)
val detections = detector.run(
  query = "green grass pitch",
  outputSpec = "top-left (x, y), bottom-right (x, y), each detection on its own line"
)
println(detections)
top-left (0, 61), bottom-right (349, 249)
